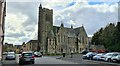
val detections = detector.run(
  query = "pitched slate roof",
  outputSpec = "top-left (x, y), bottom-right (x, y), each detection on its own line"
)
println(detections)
top-left (27, 40), bottom-right (38, 43)
top-left (52, 25), bottom-right (87, 38)
top-left (53, 26), bottom-right (60, 34)
top-left (65, 28), bottom-right (76, 38)
top-left (74, 27), bottom-right (81, 36)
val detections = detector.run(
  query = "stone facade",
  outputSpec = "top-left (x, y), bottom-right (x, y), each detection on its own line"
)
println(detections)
top-left (14, 45), bottom-right (22, 53)
top-left (21, 42), bottom-right (27, 52)
top-left (26, 40), bottom-right (38, 52)
top-left (38, 4), bottom-right (88, 54)
top-left (3, 43), bottom-right (14, 52)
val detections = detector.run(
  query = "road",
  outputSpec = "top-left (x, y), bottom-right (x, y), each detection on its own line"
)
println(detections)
top-left (2, 54), bottom-right (120, 66)
top-left (35, 57), bottom-right (77, 64)
top-left (2, 56), bottom-right (77, 64)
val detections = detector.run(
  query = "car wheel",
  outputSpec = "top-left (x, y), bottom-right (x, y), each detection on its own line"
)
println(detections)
top-left (107, 59), bottom-right (111, 62)
top-left (32, 61), bottom-right (34, 64)
top-left (19, 61), bottom-right (23, 65)
top-left (5, 58), bottom-right (8, 60)
top-left (13, 58), bottom-right (15, 60)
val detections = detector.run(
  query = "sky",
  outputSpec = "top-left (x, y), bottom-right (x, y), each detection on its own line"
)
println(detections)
top-left (5, 0), bottom-right (119, 45)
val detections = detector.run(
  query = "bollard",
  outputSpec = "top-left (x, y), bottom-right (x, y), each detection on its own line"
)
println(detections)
top-left (63, 53), bottom-right (65, 57)
top-left (70, 51), bottom-right (73, 58)
top-left (71, 53), bottom-right (73, 58)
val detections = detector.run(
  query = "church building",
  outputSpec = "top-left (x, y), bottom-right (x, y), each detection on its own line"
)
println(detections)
top-left (38, 4), bottom-right (89, 54)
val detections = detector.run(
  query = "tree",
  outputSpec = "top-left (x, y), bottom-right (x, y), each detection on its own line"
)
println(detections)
top-left (92, 23), bottom-right (119, 51)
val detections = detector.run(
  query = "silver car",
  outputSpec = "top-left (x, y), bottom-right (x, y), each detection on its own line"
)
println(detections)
top-left (93, 53), bottom-right (106, 61)
top-left (111, 54), bottom-right (120, 63)
top-left (101, 52), bottom-right (120, 62)
top-left (6, 52), bottom-right (15, 60)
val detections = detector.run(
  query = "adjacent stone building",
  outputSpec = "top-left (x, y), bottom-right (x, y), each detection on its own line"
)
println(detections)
top-left (26, 40), bottom-right (38, 51)
top-left (3, 43), bottom-right (14, 52)
top-left (38, 4), bottom-right (89, 54)
top-left (14, 45), bottom-right (22, 53)
top-left (21, 42), bottom-right (27, 52)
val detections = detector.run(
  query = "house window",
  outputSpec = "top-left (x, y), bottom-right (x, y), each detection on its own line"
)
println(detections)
top-left (81, 36), bottom-right (84, 44)
top-left (64, 36), bottom-right (65, 42)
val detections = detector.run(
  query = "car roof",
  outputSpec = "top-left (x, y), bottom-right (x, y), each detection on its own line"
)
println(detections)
top-left (22, 51), bottom-right (33, 53)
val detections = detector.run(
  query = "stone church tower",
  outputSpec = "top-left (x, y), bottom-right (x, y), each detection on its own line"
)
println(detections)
top-left (38, 4), bottom-right (89, 54)
top-left (38, 4), bottom-right (53, 54)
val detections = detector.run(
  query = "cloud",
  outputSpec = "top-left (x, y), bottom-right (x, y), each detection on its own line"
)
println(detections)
top-left (53, 2), bottom-right (118, 35)
top-left (5, 1), bottom-right (118, 45)
top-left (5, 2), bottom-right (39, 45)
top-left (6, 32), bottom-right (25, 38)
top-left (19, 37), bottom-right (30, 42)
top-left (7, 2), bottom-right (38, 27)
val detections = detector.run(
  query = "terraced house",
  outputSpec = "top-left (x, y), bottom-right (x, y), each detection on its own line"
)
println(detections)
top-left (25, 40), bottom-right (38, 51)
top-left (38, 4), bottom-right (89, 54)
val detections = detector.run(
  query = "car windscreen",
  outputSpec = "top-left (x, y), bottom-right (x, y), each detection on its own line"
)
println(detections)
top-left (22, 53), bottom-right (33, 57)
top-left (105, 53), bottom-right (112, 56)
top-left (113, 54), bottom-right (119, 56)
top-left (96, 54), bottom-right (102, 56)
top-left (34, 52), bottom-right (41, 54)
top-left (7, 53), bottom-right (15, 55)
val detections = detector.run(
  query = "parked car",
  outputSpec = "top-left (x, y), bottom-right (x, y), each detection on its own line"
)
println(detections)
top-left (93, 53), bottom-right (106, 61)
top-left (34, 52), bottom-right (42, 57)
top-left (3, 52), bottom-right (8, 55)
top-left (83, 52), bottom-right (97, 60)
top-left (80, 50), bottom-right (88, 54)
top-left (96, 50), bottom-right (106, 53)
top-left (100, 52), bottom-right (120, 62)
top-left (19, 52), bottom-right (35, 65)
top-left (6, 52), bottom-right (15, 60)
top-left (111, 54), bottom-right (120, 63)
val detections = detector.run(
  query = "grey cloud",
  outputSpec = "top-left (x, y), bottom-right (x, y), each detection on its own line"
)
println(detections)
top-left (24, 25), bottom-right (35, 32)
top-left (19, 37), bottom-right (30, 42)
top-left (54, 4), bottom-right (118, 35)
top-left (6, 24), bottom-right (16, 32)
top-left (75, 7), bottom-right (118, 35)
top-left (6, 2), bottom-right (118, 45)
top-left (6, 32), bottom-right (25, 38)
top-left (7, 2), bottom-right (39, 27)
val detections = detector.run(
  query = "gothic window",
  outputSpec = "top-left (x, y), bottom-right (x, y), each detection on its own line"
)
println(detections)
top-left (81, 36), bottom-right (84, 44)
top-left (30, 43), bottom-right (31, 45)
top-left (64, 36), bottom-right (65, 42)
top-left (58, 35), bottom-right (60, 42)
top-left (50, 39), bottom-right (51, 45)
